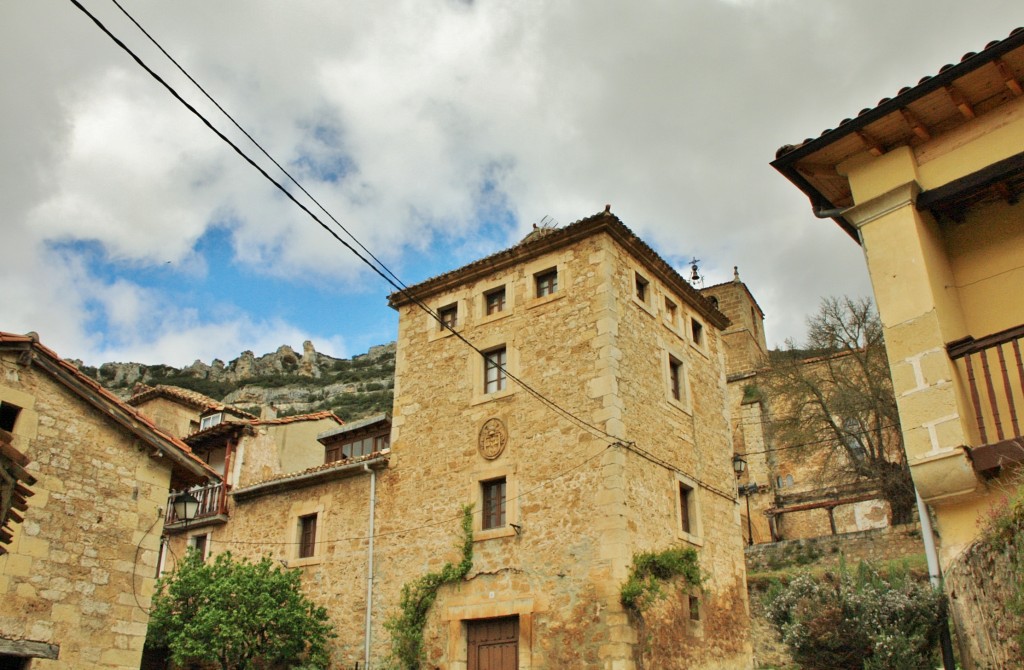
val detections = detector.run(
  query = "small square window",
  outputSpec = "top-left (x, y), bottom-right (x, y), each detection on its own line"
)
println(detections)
top-left (691, 318), bottom-right (704, 346)
top-left (199, 413), bottom-right (223, 431)
top-left (679, 482), bottom-right (694, 535)
top-left (485, 287), bottom-right (506, 315)
top-left (535, 268), bottom-right (558, 297)
top-left (669, 356), bottom-right (683, 402)
top-left (635, 273), bottom-right (649, 302)
top-left (484, 347), bottom-right (507, 393)
top-left (439, 304), bottom-right (458, 330)
top-left (482, 477), bottom-right (507, 530)
top-left (665, 298), bottom-right (678, 323)
top-left (0, 402), bottom-right (21, 432)
top-left (298, 514), bottom-right (318, 559)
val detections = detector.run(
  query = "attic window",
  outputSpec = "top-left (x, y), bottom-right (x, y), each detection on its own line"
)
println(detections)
top-left (199, 413), bottom-right (223, 431)
top-left (438, 304), bottom-right (458, 330)
top-left (0, 402), bottom-right (21, 432)
top-left (635, 273), bottom-right (649, 302)
top-left (691, 319), bottom-right (704, 346)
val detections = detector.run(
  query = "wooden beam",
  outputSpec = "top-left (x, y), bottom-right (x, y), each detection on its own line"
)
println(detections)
top-left (945, 85), bottom-right (975, 119)
top-left (0, 637), bottom-right (61, 659)
top-left (996, 58), bottom-right (1024, 96)
top-left (855, 130), bottom-right (884, 156)
top-left (901, 108), bottom-right (931, 140)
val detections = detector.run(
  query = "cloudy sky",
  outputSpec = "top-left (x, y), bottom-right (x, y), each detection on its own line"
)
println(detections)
top-left (3, 1), bottom-right (1021, 366)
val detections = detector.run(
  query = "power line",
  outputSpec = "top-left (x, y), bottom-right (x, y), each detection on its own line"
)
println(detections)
top-left (69, 0), bottom-right (618, 445)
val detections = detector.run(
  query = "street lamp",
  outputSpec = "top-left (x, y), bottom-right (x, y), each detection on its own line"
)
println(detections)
top-left (731, 453), bottom-right (747, 478)
top-left (172, 490), bottom-right (200, 526)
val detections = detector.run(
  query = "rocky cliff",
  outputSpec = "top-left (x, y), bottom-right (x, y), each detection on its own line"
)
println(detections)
top-left (74, 341), bottom-right (396, 422)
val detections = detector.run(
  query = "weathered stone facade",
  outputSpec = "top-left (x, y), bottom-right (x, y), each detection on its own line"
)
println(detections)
top-left (382, 211), bottom-right (751, 669)
top-left (0, 334), bottom-right (212, 669)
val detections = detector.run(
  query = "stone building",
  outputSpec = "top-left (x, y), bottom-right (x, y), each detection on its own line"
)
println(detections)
top-left (139, 210), bottom-right (753, 669)
top-left (0, 332), bottom-right (215, 670)
top-left (381, 209), bottom-right (751, 669)
top-left (702, 276), bottom-right (894, 545)
top-left (772, 27), bottom-right (1024, 667)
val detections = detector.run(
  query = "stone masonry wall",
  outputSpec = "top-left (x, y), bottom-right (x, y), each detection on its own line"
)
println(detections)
top-left (0, 354), bottom-right (171, 670)
top-left (744, 522), bottom-right (927, 574)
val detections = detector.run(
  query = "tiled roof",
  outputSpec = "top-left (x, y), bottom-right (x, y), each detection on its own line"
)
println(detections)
top-left (231, 451), bottom-right (389, 501)
top-left (128, 384), bottom-right (257, 419)
top-left (0, 333), bottom-right (217, 483)
top-left (318, 412), bottom-right (389, 442)
top-left (772, 27), bottom-right (1024, 238)
top-left (254, 411), bottom-right (344, 426)
top-left (387, 209), bottom-right (729, 330)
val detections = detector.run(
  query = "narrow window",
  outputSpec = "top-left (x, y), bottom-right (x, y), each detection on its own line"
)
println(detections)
top-left (535, 268), bottom-right (558, 297)
top-left (635, 273), bottom-right (649, 302)
top-left (439, 304), bottom-right (458, 330)
top-left (669, 356), bottom-right (683, 401)
top-left (482, 477), bottom-right (507, 530)
top-left (485, 287), bottom-right (506, 315)
top-left (298, 514), bottom-right (318, 558)
top-left (325, 442), bottom-right (343, 464)
top-left (691, 318), bottom-right (704, 346)
top-left (665, 298), bottom-right (678, 324)
top-left (679, 482), bottom-right (694, 535)
top-left (484, 347), bottom-right (507, 393)
top-left (689, 595), bottom-right (701, 621)
top-left (0, 402), bottom-right (21, 432)
top-left (190, 534), bottom-right (208, 562)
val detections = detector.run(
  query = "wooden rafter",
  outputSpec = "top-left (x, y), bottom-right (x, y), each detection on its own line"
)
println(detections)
top-left (996, 58), bottom-right (1024, 96)
top-left (901, 108), bottom-right (931, 140)
top-left (945, 85), bottom-right (976, 119)
top-left (855, 130), bottom-right (884, 156)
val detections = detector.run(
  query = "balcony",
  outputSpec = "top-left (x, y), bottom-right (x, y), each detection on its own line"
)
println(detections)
top-left (164, 481), bottom-right (228, 531)
top-left (947, 324), bottom-right (1024, 476)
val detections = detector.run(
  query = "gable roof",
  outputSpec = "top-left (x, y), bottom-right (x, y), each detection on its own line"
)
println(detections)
top-left (127, 384), bottom-right (257, 420)
top-left (388, 209), bottom-right (729, 330)
top-left (0, 333), bottom-right (218, 484)
top-left (772, 27), bottom-right (1024, 239)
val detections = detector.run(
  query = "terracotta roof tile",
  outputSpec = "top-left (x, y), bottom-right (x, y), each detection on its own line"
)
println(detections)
top-left (253, 411), bottom-right (344, 426)
top-left (0, 332), bottom-right (217, 482)
top-left (128, 384), bottom-right (257, 419)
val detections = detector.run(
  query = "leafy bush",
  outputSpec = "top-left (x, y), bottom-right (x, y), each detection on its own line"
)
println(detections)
top-left (765, 561), bottom-right (944, 670)
top-left (147, 550), bottom-right (333, 670)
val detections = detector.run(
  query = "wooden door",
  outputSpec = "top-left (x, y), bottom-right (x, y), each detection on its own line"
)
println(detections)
top-left (468, 616), bottom-right (519, 670)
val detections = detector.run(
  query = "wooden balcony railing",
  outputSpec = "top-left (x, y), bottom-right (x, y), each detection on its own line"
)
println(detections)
top-left (948, 324), bottom-right (1024, 446)
top-left (165, 481), bottom-right (227, 526)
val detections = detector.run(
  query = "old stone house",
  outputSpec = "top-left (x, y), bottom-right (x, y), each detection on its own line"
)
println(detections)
top-left (772, 27), bottom-right (1024, 667)
top-left (139, 210), bottom-right (753, 669)
top-left (701, 275), bottom-right (894, 545)
top-left (0, 332), bottom-right (216, 670)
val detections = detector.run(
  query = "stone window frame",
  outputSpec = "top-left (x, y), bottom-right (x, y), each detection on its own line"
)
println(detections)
top-left (629, 264), bottom-right (657, 317)
top-left (288, 499), bottom-right (326, 567)
top-left (524, 255), bottom-right (569, 310)
top-left (470, 336), bottom-right (518, 406)
top-left (188, 531), bottom-right (211, 561)
top-left (298, 513), bottom-right (318, 559)
top-left (675, 473), bottom-right (704, 547)
top-left (428, 297), bottom-right (467, 342)
top-left (663, 295), bottom-right (680, 332)
top-left (479, 279), bottom-right (514, 325)
top-left (662, 345), bottom-right (692, 414)
top-left (469, 463), bottom-right (518, 542)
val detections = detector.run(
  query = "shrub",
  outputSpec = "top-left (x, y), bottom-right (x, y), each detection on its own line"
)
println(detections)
top-left (765, 561), bottom-right (944, 670)
top-left (620, 546), bottom-right (702, 613)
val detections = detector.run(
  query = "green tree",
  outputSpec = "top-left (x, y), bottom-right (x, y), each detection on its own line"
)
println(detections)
top-left (146, 550), bottom-right (334, 670)
top-left (766, 296), bottom-right (916, 524)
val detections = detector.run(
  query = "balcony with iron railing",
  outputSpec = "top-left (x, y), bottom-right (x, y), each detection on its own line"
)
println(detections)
top-left (947, 324), bottom-right (1024, 475)
top-left (164, 480), bottom-right (228, 531)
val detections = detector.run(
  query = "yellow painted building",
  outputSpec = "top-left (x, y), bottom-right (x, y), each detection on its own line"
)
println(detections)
top-left (774, 26), bottom-right (1024, 666)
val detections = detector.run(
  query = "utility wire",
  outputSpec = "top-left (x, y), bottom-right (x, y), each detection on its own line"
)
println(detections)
top-left (70, 0), bottom-right (618, 446)
top-left (72, 0), bottom-right (744, 524)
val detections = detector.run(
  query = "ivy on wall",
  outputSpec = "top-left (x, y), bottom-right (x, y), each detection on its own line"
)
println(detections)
top-left (620, 546), bottom-right (703, 613)
top-left (384, 505), bottom-right (474, 670)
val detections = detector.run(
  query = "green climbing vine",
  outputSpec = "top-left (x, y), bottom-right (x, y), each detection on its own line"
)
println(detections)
top-left (384, 505), bottom-right (474, 670)
top-left (620, 546), bottom-right (703, 613)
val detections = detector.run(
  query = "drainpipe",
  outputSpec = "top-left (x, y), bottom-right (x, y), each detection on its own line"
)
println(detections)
top-left (363, 464), bottom-right (377, 669)
top-left (916, 489), bottom-right (955, 670)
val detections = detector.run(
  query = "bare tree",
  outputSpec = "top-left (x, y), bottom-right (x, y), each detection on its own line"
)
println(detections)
top-left (765, 297), bottom-right (916, 524)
